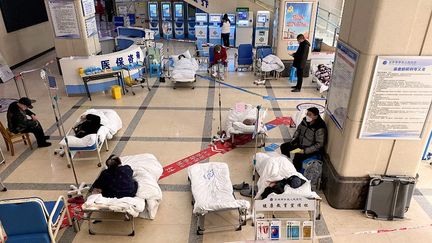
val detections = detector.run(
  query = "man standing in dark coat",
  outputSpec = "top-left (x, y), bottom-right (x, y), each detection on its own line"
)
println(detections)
top-left (291, 34), bottom-right (310, 92)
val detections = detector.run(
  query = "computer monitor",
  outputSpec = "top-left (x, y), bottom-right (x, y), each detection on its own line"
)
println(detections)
top-left (149, 3), bottom-right (158, 18)
top-left (209, 15), bottom-right (221, 23)
top-left (196, 15), bottom-right (207, 22)
top-left (162, 3), bottom-right (171, 18)
top-left (228, 15), bottom-right (235, 23)
top-left (237, 11), bottom-right (248, 20)
top-left (174, 4), bottom-right (183, 18)
top-left (257, 14), bottom-right (266, 23)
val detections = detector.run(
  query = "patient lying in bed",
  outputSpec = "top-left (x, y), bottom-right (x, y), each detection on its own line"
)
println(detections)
top-left (171, 50), bottom-right (199, 81)
top-left (93, 154), bottom-right (138, 198)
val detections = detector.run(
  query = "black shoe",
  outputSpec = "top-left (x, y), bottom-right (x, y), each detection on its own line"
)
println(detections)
top-left (233, 182), bottom-right (250, 190)
top-left (291, 89), bottom-right (301, 92)
top-left (44, 136), bottom-right (50, 140)
top-left (38, 142), bottom-right (52, 148)
top-left (291, 86), bottom-right (298, 89)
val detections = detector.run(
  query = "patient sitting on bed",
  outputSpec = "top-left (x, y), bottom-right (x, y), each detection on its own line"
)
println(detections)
top-left (92, 154), bottom-right (138, 198)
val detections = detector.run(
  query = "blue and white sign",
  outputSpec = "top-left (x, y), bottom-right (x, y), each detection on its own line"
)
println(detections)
top-left (85, 17), bottom-right (98, 37)
top-left (48, 0), bottom-right (80, 39)
top-left (359, 56), bottom-right (432, 140)
top-left (326, 41), bottom-right (359, 130)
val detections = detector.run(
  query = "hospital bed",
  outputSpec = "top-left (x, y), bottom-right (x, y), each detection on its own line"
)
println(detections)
top-left (60, 109), bottom-right (122, 167)
top-left (223, 103), bottom-right (267, 147)
top-left (188, 162), bottom-right (250, 235)
top-left (254, 46), bottom-right (284, 82)
top-left (253, 152), bottom-right (322, 219)
top-left (82, 154), bottom-right (163, 236)
top-left (167, 50), bottom-right (198, 89)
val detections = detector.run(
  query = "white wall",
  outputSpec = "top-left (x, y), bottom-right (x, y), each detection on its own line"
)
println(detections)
top-left (0, 11), bottom-right (54, 66)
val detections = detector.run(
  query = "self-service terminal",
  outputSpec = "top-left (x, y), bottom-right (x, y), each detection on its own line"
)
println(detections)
top-left (235, 9), bottom-right (254, 46)
top-left (173, 2), bottom-right (185, 39)
top-left (161, 2), bottom-right (173, 39)
top-left (254, 11), bottom-right (270, 47)
top-left (195, 13), bottom-right (208, 54)
top-left (148, 2), bottom-right (160, 39)
top-left (227, 14), bottom-right (236, 47)
top-left (187, 7), bottom-right (196, 40)
top-left (208, 14), bottom-right (222, 45)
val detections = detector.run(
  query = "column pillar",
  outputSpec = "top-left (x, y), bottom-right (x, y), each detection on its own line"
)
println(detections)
top-left (322, 0), bottom-right (432, 209)
top-left (45, 0), bottom-right (101, 60)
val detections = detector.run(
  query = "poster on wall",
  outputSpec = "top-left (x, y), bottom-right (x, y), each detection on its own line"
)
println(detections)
top-left (48, 0), bottom-right (80, 39)
top-left (283, 2), bottom-right (314, 51)
top-left (326, 41), bottom-right (359, 130)
top-left (85, 16), bottom-right (98, 37)
top-left (81, 0), bottom-right (95, 17)
top-left (359, 56), bottom-right (432, 140)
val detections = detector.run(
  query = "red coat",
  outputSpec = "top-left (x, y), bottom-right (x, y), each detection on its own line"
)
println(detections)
top-left (211, 47), bottom-right (227, 66)
top-left (96, 0), bottom-right (104, 15)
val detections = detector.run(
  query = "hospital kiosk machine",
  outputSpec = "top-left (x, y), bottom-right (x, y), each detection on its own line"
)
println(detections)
top-left (235, 8), bottom-right (254, 46)
top-left (148, 2), bottom-right (160, 39)
top-left (161, 2), bottom-right (173, 39)
top-left (254, 11), bottom-right (270, 47)
top-left (173, 2), bottom-right (185, 39)
top-left (195, 13), bottom-right (208, 54)
top-left (187, 6), bottom-right (196, 40)
top-left (208, 14), bottom-right (222, 45)
top-left (228, 14), bottom-right (236, 47)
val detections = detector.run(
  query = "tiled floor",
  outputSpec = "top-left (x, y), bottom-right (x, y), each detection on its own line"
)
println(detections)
top-left (1, 42), bottom-right (432, 243)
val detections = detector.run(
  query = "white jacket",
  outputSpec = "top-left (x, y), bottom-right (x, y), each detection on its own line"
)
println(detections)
top-left (221, 21), bottom-right (230, 34)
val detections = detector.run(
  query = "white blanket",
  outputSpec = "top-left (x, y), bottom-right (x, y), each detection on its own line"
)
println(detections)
top-left (59, 109), bottom-right (122, 148)
top-left (82, 154), bottom-right (163, 219)
top-left (122, 154), bottom-right (163, 219)
top-left (83, 194), bottom-right (145, 217)
top-left (224, 103), bottom-right (267, 138)
top-left (260, 55), bottom-right (285, 72)
top-left (171, 57), bottom-right (199, 82)
top-left (188, 162), bottom-right (250, 215)
top-left (254, 152), bottom-right (320, 200)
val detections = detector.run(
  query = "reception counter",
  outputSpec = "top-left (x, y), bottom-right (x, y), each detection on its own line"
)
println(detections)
top-left (60, 45), bottom-right (144, 96)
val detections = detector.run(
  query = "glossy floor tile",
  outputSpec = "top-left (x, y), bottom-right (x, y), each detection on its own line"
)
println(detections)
top-left (1, 44), bottom-right (432, 243)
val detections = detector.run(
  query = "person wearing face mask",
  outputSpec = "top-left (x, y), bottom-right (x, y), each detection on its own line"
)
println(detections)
top-left (280, 107), bottom-right (327, 172)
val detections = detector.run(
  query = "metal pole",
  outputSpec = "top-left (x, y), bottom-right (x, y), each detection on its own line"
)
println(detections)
top-left (250, 105), bottom-right (261, 226)
top-left (217, 62), bottom-right (223, 135)
top-left (41, 68), bottom-right (79, 186)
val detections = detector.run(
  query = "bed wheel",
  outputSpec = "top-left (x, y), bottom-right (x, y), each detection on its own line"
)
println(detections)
top-left (67, 164), bottom-right (71, 168)
top-left (89, 230), bottom-right (95, 235)
top-left (132, 92), bottom-right (136, 95)
top-left (236, 225), bottom-right (242, 231)
top-left (128, 231), bottom-right (135, 236)
top-left (97, 163), bottom-right (102, 167)
top-left (192, 87), bottom-right (195, 89)
top-left (1, 188), bottom-right (7, 192)
top-left (197, 230), bottom-right (204, 235)
top-left (173, 87), bottom-right (176, 89)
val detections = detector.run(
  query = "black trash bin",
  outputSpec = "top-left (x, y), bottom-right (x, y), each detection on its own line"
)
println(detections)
top-left (313, 38), bottom-right (323, 52)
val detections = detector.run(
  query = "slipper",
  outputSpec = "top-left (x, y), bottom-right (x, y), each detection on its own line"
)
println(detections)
top-left (233, 182), bottom-right (249, 190)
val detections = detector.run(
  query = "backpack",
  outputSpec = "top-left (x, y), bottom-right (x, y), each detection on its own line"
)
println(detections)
top-left (303, 159), bottom-right (323, 191)
top-left (74, 114), bottom-right (101, 138)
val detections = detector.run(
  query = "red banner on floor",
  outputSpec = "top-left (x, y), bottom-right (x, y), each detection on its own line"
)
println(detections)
top-left (159, 117), bottom-right (295, 179)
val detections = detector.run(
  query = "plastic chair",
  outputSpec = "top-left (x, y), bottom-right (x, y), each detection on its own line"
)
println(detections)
top-left (0, 121), bottom-right (33, 156)
top-left (235, 44), bottom-right (253, 71)
top-left (0, 196), bottom-right (71, 243)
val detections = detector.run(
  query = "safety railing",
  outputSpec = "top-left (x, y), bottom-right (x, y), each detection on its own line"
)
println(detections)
top-left (315, 6), bottom-right (342, 47)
